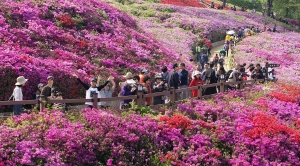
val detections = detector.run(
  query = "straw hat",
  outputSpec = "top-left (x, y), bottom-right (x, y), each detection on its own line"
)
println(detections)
top-left (123, 72), bottom-right (133, 79)
top-left (15, 76), bottom-right (28, 85)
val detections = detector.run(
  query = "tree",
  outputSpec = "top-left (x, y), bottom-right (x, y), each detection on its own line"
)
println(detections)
top-left (273, 0), bottom-right (300, 29)
top-left (223, 0), bottom-right (227, 7)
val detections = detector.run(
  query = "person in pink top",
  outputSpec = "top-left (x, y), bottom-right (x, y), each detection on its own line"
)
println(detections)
top-left (189, 71), bottom-right (204, 97)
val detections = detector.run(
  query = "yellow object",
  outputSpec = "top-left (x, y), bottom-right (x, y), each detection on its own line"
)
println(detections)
top-left (225, 35), bottom-right (231, 41)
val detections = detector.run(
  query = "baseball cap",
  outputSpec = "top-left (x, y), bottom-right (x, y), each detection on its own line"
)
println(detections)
top-left (47, 76), bottom-right (54, 80)
top-left (142, 68), bottom-right (148, 73)
top-left (90, 78), bottom-right (97, 82)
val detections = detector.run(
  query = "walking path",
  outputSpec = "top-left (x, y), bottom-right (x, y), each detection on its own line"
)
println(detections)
top-left (209, 44), bottom-right (233, 71)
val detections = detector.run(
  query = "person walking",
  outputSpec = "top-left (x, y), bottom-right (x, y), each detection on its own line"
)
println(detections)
top-left (12, 76), bottom-right (28, 115)
top-left (189, 71), bottom-right (204, 97)
top-left (224, 41), bottom-right (230, 57)
top-left (179, 63), bottom-right (189, 99)
top-left (195, 45), bottom-right (201, 64)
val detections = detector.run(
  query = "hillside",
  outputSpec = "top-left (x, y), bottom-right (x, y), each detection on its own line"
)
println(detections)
top-left (0, 0), bottom-right (185, 101)
top-left (234, 31), bottom-right (300, 84)
top-left (105, 0), bottom-right (292, 62)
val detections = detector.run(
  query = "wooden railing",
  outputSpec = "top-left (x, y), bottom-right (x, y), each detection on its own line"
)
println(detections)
top-left (0, 78), bottom-right (267, 117)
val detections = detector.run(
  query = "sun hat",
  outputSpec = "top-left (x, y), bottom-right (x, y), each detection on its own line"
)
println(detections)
top-left (38, 83), bottom-right (44, 88)
top-left (90, 78), bottom-right (98, 82)
top-left (126, 79), bottom-right (136, 84)
top-left (15, 76), bottom-right (28, 85)
top-left (47, 76), bottom-right (54, 80)
top-left (193, 71), bottom-right (201, 78)
top-left (123, 72), bottom-right (133, 79)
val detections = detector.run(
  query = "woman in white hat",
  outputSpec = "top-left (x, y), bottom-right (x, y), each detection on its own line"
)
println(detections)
top-left (189, 71), bottom-right (204, 98)
top-left (13, 76), bottom-right (28, 115)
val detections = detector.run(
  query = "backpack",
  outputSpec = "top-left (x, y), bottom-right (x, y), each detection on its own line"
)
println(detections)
top-left (214, 57), bottom-right (219, 63)
top-left (218, 58), bottom-right (224, 64)
top-left (225, 70), bottom-right (233, 81)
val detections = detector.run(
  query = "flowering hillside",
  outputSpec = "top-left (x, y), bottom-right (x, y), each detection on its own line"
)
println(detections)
top-left (234, 32), bottom-right (300, 84)
top-left (2, 85), bottom-right (300, 165)
top-left (106, 0), bottom-right (292, 63)
top-left (0, 0), bottom-right (182, 101)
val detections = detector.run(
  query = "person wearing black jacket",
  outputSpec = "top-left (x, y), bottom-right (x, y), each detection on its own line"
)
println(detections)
top-left (203, 63), bottom-right (217, 95)
top-left (251, 64), bottom-right (264, 79)
top-left (179, 63), bottom-right (189, 99)
top-left (168, 63), bottom-right (180, 90)
top-left (73, 74), bottom-right (113, 108)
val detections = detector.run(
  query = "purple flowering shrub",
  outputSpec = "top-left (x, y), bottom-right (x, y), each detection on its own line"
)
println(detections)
top-left (0, 0), bottom-right (183, 102)
top-left (106, 0), bottom-right (293, 65)
top-left (2, 85), bottom-right (300, 165)
top-left (234, 32), bottom-right (300, 84)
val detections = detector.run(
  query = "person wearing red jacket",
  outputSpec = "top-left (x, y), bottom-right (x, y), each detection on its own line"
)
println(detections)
top-left (189, 71), bottom-right (204, 97)
top-left (206, 39), bottom-right (212, 56)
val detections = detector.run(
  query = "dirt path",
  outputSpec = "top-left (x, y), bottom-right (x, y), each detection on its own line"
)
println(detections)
top-left (209, 44), bottom-right (233, 71)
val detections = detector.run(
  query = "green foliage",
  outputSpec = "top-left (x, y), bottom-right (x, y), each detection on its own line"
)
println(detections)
top-left (72, 15), bottom-right (87, 30)
top-left (273, 0), bottom-right (300, 21)
top-left (96, 9), bottom-right (109, 20)
top-left (218, 0), bottom-right (263, 11)
top-left (162, 7), bottom-right (174, 13)
top-left (130, 104), bottom-right (159, 116)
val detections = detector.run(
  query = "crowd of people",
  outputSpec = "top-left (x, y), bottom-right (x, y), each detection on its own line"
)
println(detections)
top-left (9, 25), bottom-right (278, 115)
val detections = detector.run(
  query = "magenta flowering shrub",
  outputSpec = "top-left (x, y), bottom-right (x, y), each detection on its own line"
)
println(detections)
top-left (106, 0), bottom-right (292, 66)
top-left (234, 32), bottom-right (300, 84)
top-left (2, 86), bottom-right (300, 165)
top-left (0, 0), bottom-right (183, 101)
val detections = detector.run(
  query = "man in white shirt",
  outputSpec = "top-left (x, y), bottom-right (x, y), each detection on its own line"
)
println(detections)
top-left (73, 74), bottom-right (113, 109)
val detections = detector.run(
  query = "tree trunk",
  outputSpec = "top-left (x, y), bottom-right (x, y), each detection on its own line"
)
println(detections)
top-left (267, 0), bottom-right (271, 16)
top-left (223, 0), bottom-right (226, 7)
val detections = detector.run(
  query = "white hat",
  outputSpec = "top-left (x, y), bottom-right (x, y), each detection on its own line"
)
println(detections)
top-left (15, 76), bottom-right (28, 85)
top-left (123, 72), bottom-right (133, 79)
top-left (193, 71), bottom-right (201, 78)
top-left (38, 83), bottom-right (44, 88)
top-left (126, 79), bottom-right (136, 84)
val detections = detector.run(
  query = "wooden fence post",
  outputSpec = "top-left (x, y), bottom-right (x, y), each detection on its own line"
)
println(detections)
top-left (265, 62), bottom-right (269, 81)
top-left (169, 88), bottom-right (176, 104)
top-left (197, 83), bottom-right (202, 99)
top-left (39, 95), bottom-right (45, 112)
top-left (136, 91), bottom-right (144, 106)
top-left (239, 78), bottom-right (244, 89)
top-left (93, 93), bottom-right (98, 109)
top-left (220, 80), bottom-right (225, 93)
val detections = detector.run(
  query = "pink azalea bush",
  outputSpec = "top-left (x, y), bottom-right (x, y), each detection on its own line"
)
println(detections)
top-left (1, 86), bottom-right (300, 165)
top-left (234, 32), bottom-right (300, 84)
top-left (0, 0), bottom-right (184, 102)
